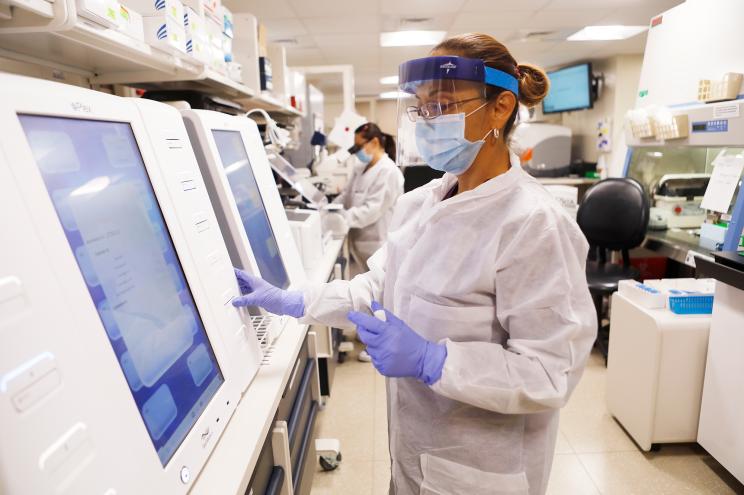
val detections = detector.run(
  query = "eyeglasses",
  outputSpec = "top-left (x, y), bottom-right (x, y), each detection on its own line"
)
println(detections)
top-left (406, 96), bottom-right (484, 122)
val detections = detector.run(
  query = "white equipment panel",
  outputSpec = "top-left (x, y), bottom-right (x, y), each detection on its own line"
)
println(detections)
top-left (0, 73), bottom-right (259, 495)
top-left (182, 110), bottom-right (306, 343)
top-left (636, 0), bottom-right (744, 109)
top-left (698, 281), bottom-right (744, 484)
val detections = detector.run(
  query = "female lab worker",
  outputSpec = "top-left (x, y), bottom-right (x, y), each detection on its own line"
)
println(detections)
top-left (336, 122), bottom-right (404, 269)
top-left (233, 33), bottom-right (597, 495)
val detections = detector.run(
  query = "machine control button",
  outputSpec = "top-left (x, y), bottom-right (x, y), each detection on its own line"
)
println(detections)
top-left (39, 423), bottom-right (90, 472)
top-left (1, 352), bottom-right (61, 411)
top-left (180, 466), bottom-right (191, 484)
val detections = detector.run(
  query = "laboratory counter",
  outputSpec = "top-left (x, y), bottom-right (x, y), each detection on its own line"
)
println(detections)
top-left (536, 177), bottom-right (598, 202)
top-left (536, 177), bottom-right (599, 186)
top-left (642, 228), bottom-right (713, 267)
top-left (191, 236), bottom-right (347, 495)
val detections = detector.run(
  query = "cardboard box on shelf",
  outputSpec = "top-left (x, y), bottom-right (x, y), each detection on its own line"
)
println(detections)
top-left (179, 0), bottom-right (203, 16)
top-left (77, 0), bottom-right (120, 28)
top-left (226, 61), bottom-right (241, 83)
top-left (117, 4), bottom-right (145, 41)
top-left (205, 16), bottom-right (222, 48)
top-left (222, 34), bottom-right (232, 62)
top-left (143, 14), bottom-right (186, 53)
top-left (183, 6), bottom-right (204, 38)
top-left (257, 22), bottom-right (268, 57)
top-left (220, 4), bottom-right (233, 38)
top-left (202, 0), bottom-right (220, 22)
top-left (125, 0), bottom-right (183, 22)
top-left (210, 44), bottom-right (226, 72)
top-left (186, 35), bottom-right (210, 63)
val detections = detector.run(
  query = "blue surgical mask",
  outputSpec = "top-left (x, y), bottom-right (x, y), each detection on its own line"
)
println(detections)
top-left (355, 148), bottom-right (373, 164)
top-left (414, 102), bottom-right (493, 175)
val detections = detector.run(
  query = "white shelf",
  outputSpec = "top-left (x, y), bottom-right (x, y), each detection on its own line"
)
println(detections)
top-left (239, 92), bottom-right (302, 116)
top-left (7, 0), bottom-right (55, 19)
top-left (0, 20), bottom-right (200, 77)
top-left (0, 0), bottom-right (262, 103)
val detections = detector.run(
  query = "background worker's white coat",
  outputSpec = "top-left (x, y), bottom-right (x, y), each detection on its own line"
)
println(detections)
top-left (300, 157), bottom-right (597, 495)
top-left (333, 155), bottom-right (404, 266)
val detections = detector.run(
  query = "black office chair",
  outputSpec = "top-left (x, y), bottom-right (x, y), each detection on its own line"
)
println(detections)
top-left (576, 178), bottom-right (650, 362)
top-left (402, 165), bottom-right (445, 192)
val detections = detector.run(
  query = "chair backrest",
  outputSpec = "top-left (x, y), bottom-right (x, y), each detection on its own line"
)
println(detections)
top-left (402, 165), bottom-right (445, 192)
top-left (577, 178), bottom-right (649, 253)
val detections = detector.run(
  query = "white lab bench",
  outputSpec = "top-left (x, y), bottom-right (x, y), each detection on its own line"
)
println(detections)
top-left (695, 254), bottom-right (744, 485)
top-left (606, 292), bottom-right (711, 451)
top-left (191, 236), bottom-right (347, 495)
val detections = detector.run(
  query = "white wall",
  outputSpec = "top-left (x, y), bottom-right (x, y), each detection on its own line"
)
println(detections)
top-left (322, 97), bottom-right (398, 138)
top-left (559, 54), bottom-right (643, 177)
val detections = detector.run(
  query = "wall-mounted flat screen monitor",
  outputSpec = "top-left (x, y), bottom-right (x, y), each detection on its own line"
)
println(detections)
top-left (542, 63), bottom-right (593, 114)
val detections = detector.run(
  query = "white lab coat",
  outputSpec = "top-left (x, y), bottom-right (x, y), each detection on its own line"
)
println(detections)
top-left (300, 157), bottom-right (596, 495)
top-left (334, 155), bottom-right (404, 267)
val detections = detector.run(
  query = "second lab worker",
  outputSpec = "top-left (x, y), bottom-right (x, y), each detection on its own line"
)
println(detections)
top-left (336, 122), bottom-right (404, 269)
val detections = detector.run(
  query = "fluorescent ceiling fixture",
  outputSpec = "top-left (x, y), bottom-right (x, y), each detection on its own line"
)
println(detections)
top-left (567, 25), bottom-right (647, 41)
top-left (379, 91), bottom-right (405, 100)
top-left (380, 30), bottom-right (446, 47)
top-left (380, 75), bottom-right (399, 85)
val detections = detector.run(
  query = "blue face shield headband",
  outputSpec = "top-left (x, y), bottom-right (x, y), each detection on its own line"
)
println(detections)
top-left (399, 56), bottom-right (519, 98)
top-left (397, 56), bottom-right (520, 174)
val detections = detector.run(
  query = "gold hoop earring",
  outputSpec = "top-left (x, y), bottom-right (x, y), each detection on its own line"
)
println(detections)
top-left (494, 128), bottom-right (500, 140)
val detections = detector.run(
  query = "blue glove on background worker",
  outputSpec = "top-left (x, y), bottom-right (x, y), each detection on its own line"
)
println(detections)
top-left (232, 268), bottom-right (305, 318)
top-left (348, 301), bottom-right (448, 385)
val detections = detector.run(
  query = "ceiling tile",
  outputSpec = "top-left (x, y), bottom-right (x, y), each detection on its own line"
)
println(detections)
top-left (380, 14), bottom-right (455, 32)
top-left (462, 0), bottom-right (550, 11)
top-left (289, 0), bottom-right (378, 17)
top-left (303, 16), bottom-right (381, 35)
top-left (451, 11), bottom-right (535, 30)
top-left (286, 48), bottom-right (327, 66)
top-left (262, 18), bottom-right (308, 39)
top-left (312, 33), bottom-right (379, 48)
top-left (381, 0), bottom-right (466, 16)
top-left (525, 8), bottom-right (614, 29)
top-left (598, 1), bottom-right (684, 25)
top-left (222, 0), bottom-right (296, 18)
top-left (544, 0), bottom-right (665, 9)
top-left (271, 34), bottom-right (317, 49)
top-left (445, 29), bottom-right (516, 42)
top-left (508, 40), bottom-right (561, 62)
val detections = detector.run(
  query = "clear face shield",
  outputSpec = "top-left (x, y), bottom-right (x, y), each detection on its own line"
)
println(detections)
top-left (396, 56), bottom-right (519, 171)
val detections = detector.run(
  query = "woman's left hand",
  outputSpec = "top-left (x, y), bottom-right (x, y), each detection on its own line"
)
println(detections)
top-left (347, 301), bottom-right (447, 385)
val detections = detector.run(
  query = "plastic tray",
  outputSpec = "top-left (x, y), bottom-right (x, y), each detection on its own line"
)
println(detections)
top-left (668, 294), bottom-right (714, 314)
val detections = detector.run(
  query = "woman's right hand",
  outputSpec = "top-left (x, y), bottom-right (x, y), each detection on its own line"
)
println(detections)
top-left (232, 268), bottom-right (305, 318)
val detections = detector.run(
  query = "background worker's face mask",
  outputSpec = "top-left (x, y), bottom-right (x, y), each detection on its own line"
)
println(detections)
top-left (414, 102), bottom-right (493, 175)
top-left (355, 147), bottom-right (373, 164)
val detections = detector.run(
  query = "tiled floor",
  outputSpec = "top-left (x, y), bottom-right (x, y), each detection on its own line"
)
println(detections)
top-left (309, 345), bottom-right (744, 495)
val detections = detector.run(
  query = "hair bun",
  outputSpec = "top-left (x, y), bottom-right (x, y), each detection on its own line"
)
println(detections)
top-left (516, 63), bottom-right (550, 108)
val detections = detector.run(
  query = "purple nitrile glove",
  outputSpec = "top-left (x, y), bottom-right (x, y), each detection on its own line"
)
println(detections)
top-left (347, 301), bottom-right (447, 385)
top-left (231, 268), bottom-right (305, 318)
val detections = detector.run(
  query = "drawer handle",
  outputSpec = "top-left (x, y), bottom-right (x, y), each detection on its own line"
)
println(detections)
top-left (265, 466), bottom-right (285, 495)
top-left (292, 401), bottom-right (319, 490)
top-left (287, 359), bottom-right (316, 445)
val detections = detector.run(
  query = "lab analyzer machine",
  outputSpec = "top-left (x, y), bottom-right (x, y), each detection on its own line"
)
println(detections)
top-left (182, 109), bottom-right (306, 344)
top-left (0, 74), bottom-right (262, 494)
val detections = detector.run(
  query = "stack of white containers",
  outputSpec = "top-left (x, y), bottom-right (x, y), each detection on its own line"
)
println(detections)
top-left (126, 0), bottom-right (186, 53)
top-left (77, 0), bottom-right (240, 79)
top-left (183, 3), bottom-right (208, 62)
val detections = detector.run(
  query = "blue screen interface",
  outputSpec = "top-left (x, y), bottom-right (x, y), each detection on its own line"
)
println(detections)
top-left (19, 115), bottom-right (224, 466)
top-left (543, 64), bottom-right (592, 113)
top-left (212, 130), bottom-right (290, 290)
